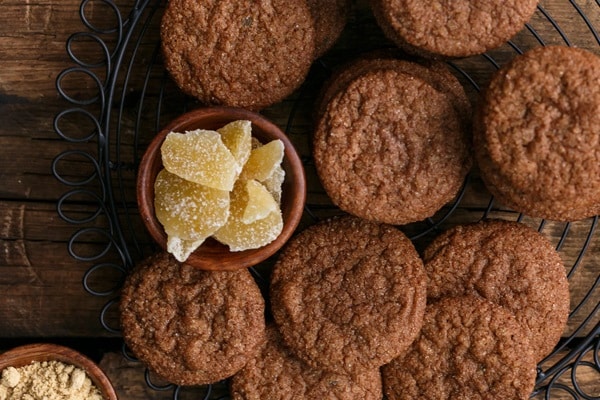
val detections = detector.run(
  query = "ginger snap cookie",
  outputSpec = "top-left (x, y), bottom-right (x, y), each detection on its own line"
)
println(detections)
top-left (382, 295), bottom-right (537, 400)
top-left (270, 216), bottom-right (427, 377)
top-left (475, 45), bottom-right (600, 221)
top-left (230, 325), bottom-right (383, 400)
top-left (371, 0), bottom-right (539, 58)
top-left (313, 66), bottom-right (471, 225)
top-left (423, 219), bottom-right (570, 362)
top-left (119, 252), bottom-right (265, 385)
top-left (160, 0), bottom-right (315, 110)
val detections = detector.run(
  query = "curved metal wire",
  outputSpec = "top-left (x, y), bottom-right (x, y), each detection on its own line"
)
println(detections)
top-left (99, 297), bottom-right (121, 334)
top-left (53, 0), bottom-right (600, 399)
top-left (83, 262), bottom-right (127, 296)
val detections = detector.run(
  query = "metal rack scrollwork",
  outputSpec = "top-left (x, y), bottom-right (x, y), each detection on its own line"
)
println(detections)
top-left (54, 0), bottom-right (600, 398)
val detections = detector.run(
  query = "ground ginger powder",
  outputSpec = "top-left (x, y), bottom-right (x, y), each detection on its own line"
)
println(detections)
top-left (0, 360), bottom-right (103, 400)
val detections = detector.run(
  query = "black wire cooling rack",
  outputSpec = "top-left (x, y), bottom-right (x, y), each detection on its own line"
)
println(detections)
top-left (53, 0), bottom-right (600, 398)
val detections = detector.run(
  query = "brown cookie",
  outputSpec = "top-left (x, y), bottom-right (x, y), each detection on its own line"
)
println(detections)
top-left (160, 0), bottom-right (315, 110)
top-left (423, 219), bottom-right (570, 361)
top-left (371, 0), bottom-right (539, 58)
top-left (313, 67), bottom-right (471, 225)
top-left (474, 45), bottom-right (600, 221)
top-left (307, 0), bottom-right (350, 58)
top-left (382, 295), bottom-right (537, 400)
top-left (230, 325), bottom-right (383, 400)
top-left (315, 53), bottom-right (471, 125)
top-left (119, 252), bottom-right (265, 386)
top-left (270, 216), bottom-right (427, 377)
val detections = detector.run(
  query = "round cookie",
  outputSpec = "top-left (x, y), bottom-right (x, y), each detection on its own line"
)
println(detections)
top-left (371, 0), bottom-right (539, 58)
top-left (307, 0), bottom-right (349, 58)
top-left (160, 0), bottom-right (315, 110)
top-left (119, 252), bottom-right (265, 386)
top-left (423, 219), bottom-right (570, 362)
top-left (382, 295), bottom-right (537, 400)
top-left (270, 215), bottom-right (427, 377)
top-left (474, 45), bottom-right (600, 221)
top-left (313, 67), bottom-right (471, 225)
top-left (230, 325), bottom-right (383, 400)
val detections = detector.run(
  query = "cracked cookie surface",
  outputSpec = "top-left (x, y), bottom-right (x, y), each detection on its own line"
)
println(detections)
top-left (475, 45), bottom-right (600, 221)
top-left (371, 0), bottom-right (539, 58)
top-left (423, 219), bottom-right (570, 362)
top-left (161, 0), bottom-right (314, 110)
top-left (119, 252), bottom-right (265, 385)
top-left (315, 53), bottom-right (471, 124)
top-left (270, 216), bottom-right (427, 377)
top-left (230, 325), bottom-right (383, 400)
top-left (313, 68), bottom-right (470, 225)
top-left (382, 295), bottom-right (536, 400)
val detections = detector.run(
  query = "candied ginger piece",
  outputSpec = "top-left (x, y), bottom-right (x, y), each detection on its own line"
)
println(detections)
top-left (240, 139), bottom-right (284, 181)
top-left (213, 180), bottom-right (283, 252)
top-left (167, 236), bottom-right (205, 262)
top-left (243, 180), bottom-right (279, 224)
top-left (161, 129), bottom-right (240, 191)
top-left (262, 164), bottom-right (285, 204)
top-left (218, 120), bottom-right (252, 167)
top-left (154, 169), bottom-right (229, 241)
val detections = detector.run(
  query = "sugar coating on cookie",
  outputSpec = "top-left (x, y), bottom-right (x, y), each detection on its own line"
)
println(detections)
top-left (423, 219), bottom-right (570, 362)
top-left (119, 252), bottom-right (265, 385)
top-left (230, 325), bottom-right (383, 400)
top-left (371, 0), bottom-right (539, 58)
top-left (313, 68), bottom-right (471, 225)
top-left (160, 0), bottom-right (315, 110)
top-left (475, 45), bottom-right (600, 221)
top-left (382, 296), bottom-right (537, 400)
top-left (315, 53), bottom-right (471, 126)
top-left (270, 216), bottom-right (427, 377)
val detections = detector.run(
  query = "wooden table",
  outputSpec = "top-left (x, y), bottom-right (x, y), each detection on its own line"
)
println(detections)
top-left (1, 0), bottom-right (599, 398)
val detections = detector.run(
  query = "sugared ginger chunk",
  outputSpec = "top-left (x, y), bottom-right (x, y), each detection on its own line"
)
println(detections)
top-left (154, 169), bottom-right (229, 242)
top-left (240, 138), bottom-right (284, 181)
top-left (242, 179), bottom-right (279, 224)
top-left (161, 129), bottom-right (240, 191)
top-left (218, 120), bottom-right (252, 167)
top-left (213, 180), bottom-right (283, 252)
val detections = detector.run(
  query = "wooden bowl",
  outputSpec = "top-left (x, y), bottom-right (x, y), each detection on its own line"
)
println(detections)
top-left (0, 343), bottom-right (118, 399)
top-left (137, 106), bottom-right (306, 271)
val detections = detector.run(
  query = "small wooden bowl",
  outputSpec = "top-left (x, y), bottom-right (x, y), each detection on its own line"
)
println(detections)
top-left (0, 343), bottom-right (118, 399)
top-left (137, 106), bottom-right (306, 271)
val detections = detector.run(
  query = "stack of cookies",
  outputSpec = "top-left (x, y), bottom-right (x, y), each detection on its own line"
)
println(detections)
top-left (474, 45), bottom-right (600, 221)
top-left (313, 54), bottom-right (472, 225)
top-left (160, 0), bottom-right (349, 110)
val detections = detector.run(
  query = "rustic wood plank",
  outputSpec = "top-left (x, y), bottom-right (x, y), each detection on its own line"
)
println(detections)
top-left (0, 199), bottom-right (140, 337)
top-left (0, 240), bottom-right (116, 337)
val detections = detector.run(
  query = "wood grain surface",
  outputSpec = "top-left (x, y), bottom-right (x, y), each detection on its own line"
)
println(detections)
top-left (0, 0), bottom-right (599, 398)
